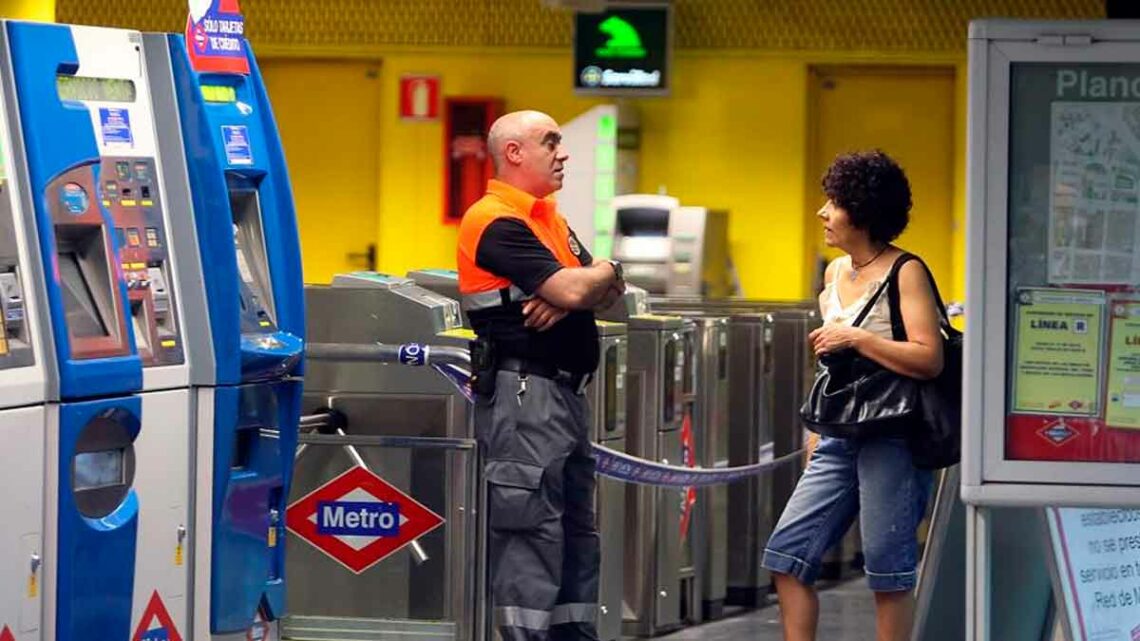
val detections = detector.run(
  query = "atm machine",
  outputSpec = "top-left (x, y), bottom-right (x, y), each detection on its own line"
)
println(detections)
top-left (7, 23), bottom-right (202, 641)
top-left (612, 195), bottom-right (733, 298)
top-left (144, 33), bottom-right (307, 641)
top-left (0, 36), bottom-right (48, 641)
top-left (3, 21), bottom-right (153, 641)
top-left (598, 286), bottom-right (688, 637)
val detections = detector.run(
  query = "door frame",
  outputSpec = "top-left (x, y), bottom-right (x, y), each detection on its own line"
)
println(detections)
top-left (804, 64), bottom-right (958, 296)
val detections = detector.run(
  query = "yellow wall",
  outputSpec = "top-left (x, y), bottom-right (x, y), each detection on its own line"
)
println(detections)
top-left (341, 48), bottom-right (961, 301)
top-left (370, 50), bottom-right (811, 299)
top-left (0, 0), bottom-right (53, 20)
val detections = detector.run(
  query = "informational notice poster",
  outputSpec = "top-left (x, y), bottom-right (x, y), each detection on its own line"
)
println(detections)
top-left (1048, 508), bottom-right (1140, 641)
top-left (1107, 299), bottom-right (1140, 429)
top-left (1050, 101), bottom-right (1140, 286)
top-left (1013, 288), bottom-right (1107, 416)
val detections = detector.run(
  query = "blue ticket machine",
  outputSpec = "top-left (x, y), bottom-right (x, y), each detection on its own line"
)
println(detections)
top-left (2, 21), bottom-right (149, 641)
top-left (143, 32), bottom-right (305, 641)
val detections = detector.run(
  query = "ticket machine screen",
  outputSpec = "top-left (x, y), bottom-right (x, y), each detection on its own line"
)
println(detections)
top-left (229, 187), bottom-right (277, 331)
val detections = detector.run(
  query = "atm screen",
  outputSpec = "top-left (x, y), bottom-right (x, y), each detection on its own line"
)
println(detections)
top-left (616, 208), bottom-right (670, 237)
top-left (74, 449), bottom-right (124, 490)
top-left (59, 252), bottom-right (109, 338)
top-left (56, 76), bottom-right (136, 103)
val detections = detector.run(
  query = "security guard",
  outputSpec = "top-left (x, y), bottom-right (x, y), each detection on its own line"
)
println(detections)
top-left (458, 110), bottom-right (624, 641)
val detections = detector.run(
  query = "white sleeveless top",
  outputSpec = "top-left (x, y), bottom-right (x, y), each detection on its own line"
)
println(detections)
top-left (819, 256), bottom-right (894, 339)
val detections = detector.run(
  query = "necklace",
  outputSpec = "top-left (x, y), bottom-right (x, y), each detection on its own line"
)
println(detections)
top-left (849, 246), bottom-right (888, 281)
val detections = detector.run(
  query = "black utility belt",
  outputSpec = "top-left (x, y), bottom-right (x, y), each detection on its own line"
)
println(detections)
top-left (497, 357), bottom-right (593, 394)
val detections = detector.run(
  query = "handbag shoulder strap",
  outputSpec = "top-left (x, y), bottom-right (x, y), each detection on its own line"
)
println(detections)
top-left (886, 252), bottom-right (960, 342)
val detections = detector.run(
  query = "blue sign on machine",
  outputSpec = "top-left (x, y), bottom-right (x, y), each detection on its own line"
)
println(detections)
top-left (221, 125), bottom-right (252, 166)
top-left (317, 500), bottom-right (401, 537)
top-left (100, 107), bottom-right (134, 147)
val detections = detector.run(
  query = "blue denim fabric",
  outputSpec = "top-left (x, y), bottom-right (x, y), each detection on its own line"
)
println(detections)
top-left (760, 435), bottom-right (933, 592)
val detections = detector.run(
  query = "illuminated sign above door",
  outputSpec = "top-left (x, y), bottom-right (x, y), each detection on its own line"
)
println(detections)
top-left (574, 4), bottom-right (671, 96)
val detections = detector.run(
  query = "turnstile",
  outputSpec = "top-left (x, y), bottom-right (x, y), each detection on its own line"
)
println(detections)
top-left (295, 272), bottom-right (479, 641)
top-left (588, 321), bottom-right (628, 641)
top-left (600, 287), bottom-right (688, 636)
top-left (650, 298), bottom-right (821, 606)
top-left (681, 316), bottom-right (730, 621)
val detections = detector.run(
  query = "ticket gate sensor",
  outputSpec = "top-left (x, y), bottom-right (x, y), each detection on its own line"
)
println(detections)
top-left (0, 33), bottom-right (49, 640)
top-left (305, 271), bottom-right (469, 440)
top-left (2, 21), bottom-right (165, 641)
top-left (588, 320), bottom-right (628, 641)
top-left (145, 32), bottom-right (306, 641)
top-left (599, 286), bottom-right (688, 636)
top-left (406, 268), bottom-right (470, 329)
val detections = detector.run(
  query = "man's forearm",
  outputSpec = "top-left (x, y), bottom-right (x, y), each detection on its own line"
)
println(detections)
top-left (536, 261), bottom-right (619, 310)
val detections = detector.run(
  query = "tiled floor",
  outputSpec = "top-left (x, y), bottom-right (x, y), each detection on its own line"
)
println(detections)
top-left (654, 578), bottom-right (878, 641)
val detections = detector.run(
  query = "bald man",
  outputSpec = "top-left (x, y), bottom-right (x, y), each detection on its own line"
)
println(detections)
top-left (457, 110), bottom-right (624, 641)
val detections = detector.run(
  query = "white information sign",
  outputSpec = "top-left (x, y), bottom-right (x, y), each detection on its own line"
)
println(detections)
top-left (1048, 507), bottom-right (1140, 641)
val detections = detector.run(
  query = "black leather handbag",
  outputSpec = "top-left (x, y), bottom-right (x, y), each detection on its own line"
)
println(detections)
top-left (798, 253), bottom-right (962, 470)
top-left (799, 255), bottom-right (918, 440)
top-left (886, 255), bottom-right (962, 470)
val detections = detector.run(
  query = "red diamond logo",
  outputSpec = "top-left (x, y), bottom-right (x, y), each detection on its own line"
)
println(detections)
top-left (133, 591), bottom-right (182, 641)
top-left (1, 625), bottom-right (14, 641)
top-left (286, 466), bottom-right (445, 574)
top-left (1038, 419), bottom-right (1079, 447)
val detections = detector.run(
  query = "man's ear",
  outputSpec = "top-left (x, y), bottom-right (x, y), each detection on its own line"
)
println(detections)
top-left (504, 140), bottom-right (522, 165)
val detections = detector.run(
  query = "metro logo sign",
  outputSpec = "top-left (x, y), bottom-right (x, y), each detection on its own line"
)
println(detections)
top-left (317, 500), bottom-right (400, 536)
top-left (286, 466), bottom-right (445, 574)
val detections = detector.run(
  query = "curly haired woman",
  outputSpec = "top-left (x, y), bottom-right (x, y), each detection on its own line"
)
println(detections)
top-left (761, 150), bottom-right (944, 641)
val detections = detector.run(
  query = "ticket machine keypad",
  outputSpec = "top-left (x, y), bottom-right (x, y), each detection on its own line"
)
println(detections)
top-left (102, 157), bottom-right (184, 367)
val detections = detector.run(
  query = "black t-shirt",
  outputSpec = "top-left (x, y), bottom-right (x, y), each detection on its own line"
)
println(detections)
top-left (469, 218), bottom-right (600, 374)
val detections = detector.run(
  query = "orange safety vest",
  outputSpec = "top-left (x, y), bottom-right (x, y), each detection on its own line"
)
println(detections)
top-left (457, 179), bottom-right (584, 311)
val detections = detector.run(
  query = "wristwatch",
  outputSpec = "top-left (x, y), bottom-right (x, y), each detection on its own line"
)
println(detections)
top-left (607, 259), bottom-right (624, 281)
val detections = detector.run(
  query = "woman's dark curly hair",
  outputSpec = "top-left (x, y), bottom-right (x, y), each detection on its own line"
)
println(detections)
top-left (822, 150), bottom-right (912, 244)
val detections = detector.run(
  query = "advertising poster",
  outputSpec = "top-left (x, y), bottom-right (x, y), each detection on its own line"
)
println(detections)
top-left (1107, 299), bottom-right (1140, 429)
top-left (185, 0), bottom-right (249, 75)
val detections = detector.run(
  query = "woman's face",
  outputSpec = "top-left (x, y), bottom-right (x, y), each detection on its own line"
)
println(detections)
top-left (817, 199), bottom-right (862, 249)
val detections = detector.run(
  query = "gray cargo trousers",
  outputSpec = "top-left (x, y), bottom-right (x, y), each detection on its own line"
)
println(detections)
top-left (474, 369), bottom-right (600, 641)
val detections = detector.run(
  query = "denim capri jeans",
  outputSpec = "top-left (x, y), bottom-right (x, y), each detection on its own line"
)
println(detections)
top-left (761, 434), bottom-right (933, 592)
